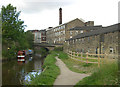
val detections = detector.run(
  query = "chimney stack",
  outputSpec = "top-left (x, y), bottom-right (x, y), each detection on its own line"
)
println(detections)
top-left (59, 8), bottom-right (62, 25)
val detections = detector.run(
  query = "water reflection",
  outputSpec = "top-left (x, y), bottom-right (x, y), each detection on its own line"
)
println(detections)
top-left (2, 55), bottom-right (44, 85)
top-left (24, 70), bottom-right (41, 83)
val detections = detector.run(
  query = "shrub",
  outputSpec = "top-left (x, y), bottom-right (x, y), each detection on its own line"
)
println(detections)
top-left (54, 47), bottom-right (63, 51)
top-left (58, 51), bottom-right (68, 60)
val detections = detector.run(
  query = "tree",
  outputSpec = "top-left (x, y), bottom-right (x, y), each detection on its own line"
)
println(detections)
top-left (2, 4), bottom-right (34, 59)
top-left (1, 4), bottom-right (27, 59)
top-left (2, 4), bottom-right (26, 41)
top-left (25, 31), bottom-right (34, 49)
top-left (0, 12), bottom-right (1, 31)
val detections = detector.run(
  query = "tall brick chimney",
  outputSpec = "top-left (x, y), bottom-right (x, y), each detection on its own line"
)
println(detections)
top-left (59, 8), bottom-right (62, 25)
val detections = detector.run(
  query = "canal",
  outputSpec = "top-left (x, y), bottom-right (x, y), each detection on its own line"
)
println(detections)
top-left (2, 55), bottom-right (44, 85)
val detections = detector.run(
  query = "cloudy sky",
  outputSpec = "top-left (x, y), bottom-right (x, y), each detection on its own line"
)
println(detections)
top-left (0, 0), bottom-right (119, 31)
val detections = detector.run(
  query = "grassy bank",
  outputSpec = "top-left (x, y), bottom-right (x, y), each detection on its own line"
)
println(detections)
top-left (75, 59), bottom-right (118, 85)
top-left (57, 51), bottom-right (119, 85)
top-left (57, 51), bottom-right (98, 74)
top-left (28, 51), bottom-right (60, 85)
top-left (27, 50), bottom-right (118, 85)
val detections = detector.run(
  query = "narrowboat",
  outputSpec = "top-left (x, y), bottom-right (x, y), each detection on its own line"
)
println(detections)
top-left (17, 51), bottom-right (25, 62)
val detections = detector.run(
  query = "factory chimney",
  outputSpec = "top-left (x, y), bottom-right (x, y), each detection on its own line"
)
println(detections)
top-left (59, 8), bottom-right (62, 25)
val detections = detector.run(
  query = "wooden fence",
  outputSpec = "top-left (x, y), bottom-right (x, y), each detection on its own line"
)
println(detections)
top-left (67, 51), bottom-right (106, 67)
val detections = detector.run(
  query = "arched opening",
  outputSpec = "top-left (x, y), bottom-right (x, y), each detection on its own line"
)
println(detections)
top-left (44, 47), bottom-right (49, 52)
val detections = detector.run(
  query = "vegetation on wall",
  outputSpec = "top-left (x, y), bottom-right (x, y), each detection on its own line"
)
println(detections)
top-left (34, 47), bottom-right (49, 57)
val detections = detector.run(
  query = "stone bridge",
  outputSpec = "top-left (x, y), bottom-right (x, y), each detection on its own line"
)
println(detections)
top-left (33, 43), bottom-right (63, 51)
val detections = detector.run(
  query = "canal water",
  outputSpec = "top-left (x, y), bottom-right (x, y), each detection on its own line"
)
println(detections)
top-left (2, 55), bottom-right (44, 85)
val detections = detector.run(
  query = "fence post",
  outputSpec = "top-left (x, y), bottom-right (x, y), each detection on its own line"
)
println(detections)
top-left (86, 52), bottom-right (88, 64)
top-left (69, 51), bottom-right (70, 58)
top-left (104, 53), bottom-right (107, 63)
top-left (98, 53), bottom-right (100, 67)
top-left (77, 52), bottom-right (79, 58)
top-left (81, 52), bottom-right (82, 62)
top-left (74, 52), bottom-right (76, 58)
top-left (71, 51), bottom-right (72, 59)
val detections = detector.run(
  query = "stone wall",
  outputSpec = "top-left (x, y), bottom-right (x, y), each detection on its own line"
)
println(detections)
top-left (65, 18), bottom-right (84, 40)
top-left (46, 18), bottom-right (86, 44)
top-left (64, 26), bottom-right (119, 59)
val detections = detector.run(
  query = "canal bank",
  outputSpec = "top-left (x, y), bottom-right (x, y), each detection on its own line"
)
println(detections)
top-left (2, 54), bottom-right (44, 86)
top-left (28, 51), bottom-right (60, 85)
top-left (28, 50), bottom-right (91, 86)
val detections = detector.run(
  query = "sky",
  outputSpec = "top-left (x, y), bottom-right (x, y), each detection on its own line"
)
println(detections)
top-left (0, 0), bottom-right (120, 31)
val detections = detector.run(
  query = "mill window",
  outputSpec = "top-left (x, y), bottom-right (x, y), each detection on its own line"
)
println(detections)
top-left (70, 31), bottom-right (73, 35)
top-left (80, 30), bottom-right (83, 33)
top-left (110, 47), bottom-right (113, 53)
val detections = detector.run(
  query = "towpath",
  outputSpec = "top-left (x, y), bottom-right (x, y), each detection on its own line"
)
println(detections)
top-left (54, 56), bottom-right (89, 86)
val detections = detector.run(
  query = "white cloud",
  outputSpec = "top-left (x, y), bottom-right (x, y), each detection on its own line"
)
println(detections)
top-left (0, 0), bottom-right (119, 31)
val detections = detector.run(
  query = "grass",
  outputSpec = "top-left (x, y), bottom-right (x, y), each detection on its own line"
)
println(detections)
top-left (26, 50), bottom-right (119, 85)
top-left (57, 51), bottom-right (98, 74)
top-left (57, 51), bottom-right (119, 85)
top-left (27, 51), bottom-right (60, 85)
top-left (75, 59), bottom-right (119, 86)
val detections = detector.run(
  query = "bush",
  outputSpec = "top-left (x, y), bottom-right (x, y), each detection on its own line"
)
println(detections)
top-left (54, 47), bottom-right (63, 51)
top-left (58, 51), bottom-right (68, 60)
top-left (34, 47), bottom-right (49, 57)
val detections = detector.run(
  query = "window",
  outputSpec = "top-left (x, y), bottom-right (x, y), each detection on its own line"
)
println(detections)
top-left (81, 30), bottom-right (83, 33)
top-left (100, 34), bottom-right (104, 42)
top-left (110, 47), bottom-right (113, 53)
top-left (75, 31), bottom-right (78, 35)
top-left (70, 36), bottom-right (72, 38)
top-left (93, 36), bottom-right (95, 40)
top-left (68, 41), bottom-right (70, 45)
top-left (88, 37), bottom-right (90, 42)
top-left (102, 47), bottom-right (104, 54)
top-left (70, 31), bottom-right (73, 35)
top-left (63, 30), bottom-right (65, 34)
top-left (82, 38), bottom-right (84, 43)
top-left (59, 27), bottom-right (61, 30)
top-left (88, 47), bottom-right (90, 53)
top-left (54, 40), bottom-right (56, 43)
top-left (73, 40), bottom-right (75, 44)
top-left (63, 25), bottom-right (65, 29)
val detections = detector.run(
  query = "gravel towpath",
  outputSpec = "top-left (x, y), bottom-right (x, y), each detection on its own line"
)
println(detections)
top-left (54, 56), bottom-right (90, 86)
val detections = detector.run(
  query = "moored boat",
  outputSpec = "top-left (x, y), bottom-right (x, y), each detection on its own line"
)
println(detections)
top-left (17, 51), bottom-right (25, 62)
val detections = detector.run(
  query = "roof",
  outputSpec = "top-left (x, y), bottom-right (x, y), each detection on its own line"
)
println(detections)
top-left (69, 25), bottom-right (102, 31)
top-left (67, 23), bottom-right (120, 41)
top-left (52, 18), bottom-right (85, 29)
top-left (27, 29), bottom-right (46, 32)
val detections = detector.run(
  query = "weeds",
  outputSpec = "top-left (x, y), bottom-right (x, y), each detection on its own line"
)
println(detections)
top-left (75, 59), bottom-right (118, 85)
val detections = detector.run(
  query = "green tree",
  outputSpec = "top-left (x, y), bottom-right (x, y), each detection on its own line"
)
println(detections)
top-left (2, 4), bottom-right (34, 59)
top-left (2, 4), bottom-right (26, 42)
top-left (0, 13), bottom-right (1, 31)
top-left (25, 31), bottom-right (34, 49)
top-left (1, 4), bottom-right (27, 59)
